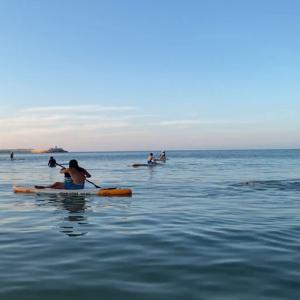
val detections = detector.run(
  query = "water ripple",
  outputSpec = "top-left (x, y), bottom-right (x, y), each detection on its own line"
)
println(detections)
top-left (1, 150), bottom-right (300, 299)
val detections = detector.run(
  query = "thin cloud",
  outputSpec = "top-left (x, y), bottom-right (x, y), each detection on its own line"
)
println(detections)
top-left (0, 104), bottom-right (135, 135)
top-left (160, 119), bottom-right (205, 126)
top-left (23, 105), bottom-right (136, 113)
top-left (0, 104), bottom-right (161, 138)
top-left (4, 121), bottom-right (130, 135)
top-left (159, 119), bottom-right (262, 127)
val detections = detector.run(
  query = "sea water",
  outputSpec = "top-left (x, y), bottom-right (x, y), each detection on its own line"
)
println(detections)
top-left (0, 150), bottom-right (300, 300)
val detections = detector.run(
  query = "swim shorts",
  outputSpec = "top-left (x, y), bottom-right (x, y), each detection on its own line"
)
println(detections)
top-left (64, 181), bottom-right (85, 190)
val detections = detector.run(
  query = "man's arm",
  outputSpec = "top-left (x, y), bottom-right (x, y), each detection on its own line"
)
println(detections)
top-left (60, 167), bottom-right (68, 174)
top-left (84, 169), bottom-right (91, 178)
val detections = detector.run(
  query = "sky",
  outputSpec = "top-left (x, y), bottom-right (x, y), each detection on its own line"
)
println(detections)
top-left (0, 0), bottom-right (300, 151)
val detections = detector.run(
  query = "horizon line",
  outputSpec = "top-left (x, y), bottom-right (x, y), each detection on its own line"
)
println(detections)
top-left (1, 147), bottom-right (300, 153)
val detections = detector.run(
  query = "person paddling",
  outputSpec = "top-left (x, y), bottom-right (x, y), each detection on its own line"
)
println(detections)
top-left (147, 153), bottom-right (155, 165)
top-left (62, 160), bottom-right (91, 189)
top-left (157, 151), bottom-right (166, 161)
top-left (48, 156), bottom-right (57, 168)
top-left (35, 159), bottom-right (91, 190)
top-left (10, 152), bottom-right (14, 161)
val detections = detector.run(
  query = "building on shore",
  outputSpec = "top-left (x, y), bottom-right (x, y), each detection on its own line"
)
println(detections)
top-left (31, 146), bottom-right (68, 154)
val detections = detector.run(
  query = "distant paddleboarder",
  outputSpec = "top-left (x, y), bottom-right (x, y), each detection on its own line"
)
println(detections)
top-left (147, 153), bottom-right (155, 165)
top-left (157, 151), bottom-right (166, 161)
top-left (10, 152), bottom-right (14, 161)
top-left (48, 156), bottom-right (57, 168)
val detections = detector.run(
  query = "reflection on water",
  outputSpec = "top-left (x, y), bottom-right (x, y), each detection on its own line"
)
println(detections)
top-left (33, 193), bottom-right (133, 237)
top-left (36, 195), bottom-right (89, 237)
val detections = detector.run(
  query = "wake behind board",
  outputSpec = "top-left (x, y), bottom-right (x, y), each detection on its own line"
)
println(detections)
top-left (131, 163), bottom-right (163, 167)
top-left (13, 186), bottom-right (132, 197)
top-left (132, 163), bottom-right (151, 167)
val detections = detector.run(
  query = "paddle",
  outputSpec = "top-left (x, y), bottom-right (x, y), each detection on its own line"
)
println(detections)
top-left (55, 162), bottom-right (101, 188)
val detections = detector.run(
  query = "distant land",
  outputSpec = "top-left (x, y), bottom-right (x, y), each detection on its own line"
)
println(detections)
top-left (0, 149), bottom-right (32, 154)
top-left (0, 147), bottom-right (68, 154)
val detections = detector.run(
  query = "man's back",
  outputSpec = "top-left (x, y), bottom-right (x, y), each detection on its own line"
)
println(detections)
top-left (68, 167), bottom-right (90, 184)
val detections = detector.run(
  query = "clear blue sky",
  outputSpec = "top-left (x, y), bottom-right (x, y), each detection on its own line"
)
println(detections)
top-left (0, 0), bottom-right (299, 151)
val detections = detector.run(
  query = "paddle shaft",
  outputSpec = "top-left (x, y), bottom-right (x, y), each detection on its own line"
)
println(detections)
top-left (55, 163), bottom-right (101, 188)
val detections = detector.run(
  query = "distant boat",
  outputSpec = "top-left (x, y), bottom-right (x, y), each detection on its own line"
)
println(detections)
top-left (48, 146), bottom-right (68, 153)
top-left (31, 146), bottom-right (68, 154)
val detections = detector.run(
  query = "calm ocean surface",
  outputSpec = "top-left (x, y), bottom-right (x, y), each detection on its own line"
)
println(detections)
top-left (1, 150), bottom-right (300, 300)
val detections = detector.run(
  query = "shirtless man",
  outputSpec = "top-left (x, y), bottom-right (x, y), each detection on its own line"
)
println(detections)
top-left (35, 159), bottom-right (91, 190)
top-left (147, 153), bottom-right (155, 165)
top-left (157, 151), bottom-right (166, 161)
top-left (61, 159), bottom-right (91, 189)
